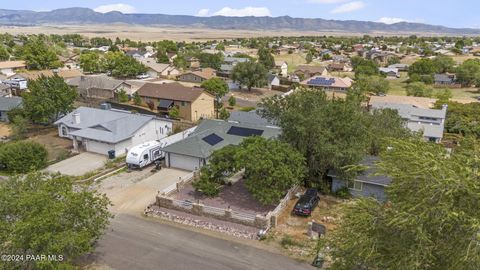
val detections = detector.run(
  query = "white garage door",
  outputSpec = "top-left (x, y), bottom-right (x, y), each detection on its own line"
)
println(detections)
top-left (169, 153), bottom-right (201, 171)
top-left (86, 140), bottom-right (113, 156)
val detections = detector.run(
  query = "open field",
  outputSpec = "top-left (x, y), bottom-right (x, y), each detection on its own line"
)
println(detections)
top-left (275, 53), bottom-right (307, 72)
top-left (1, 24), bottom-right (464, 42)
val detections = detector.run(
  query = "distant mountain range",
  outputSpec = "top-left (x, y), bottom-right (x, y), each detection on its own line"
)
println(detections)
top-left (0, 7), bottom-right (479, 35)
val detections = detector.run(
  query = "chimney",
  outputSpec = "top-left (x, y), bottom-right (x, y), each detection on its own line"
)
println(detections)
top-left (72, 112), bottom-right (80, 124)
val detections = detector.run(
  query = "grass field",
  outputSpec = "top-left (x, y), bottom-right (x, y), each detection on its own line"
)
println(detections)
top-left (274, 53), bottom-right (308, 72)
top-left (387, 72), bottom-right (479, 101)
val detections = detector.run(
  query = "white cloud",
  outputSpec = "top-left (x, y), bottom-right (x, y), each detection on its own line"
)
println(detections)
top-left (377, 17), bottom-right (409, 24)
top-left (94, 3), bottom-right (137, 14)
top-left (212, 6), bottom-right (272, 17)
top-left (196, 8), bottom-right (210, 17)
top-left (307, 0), bottom-right (348, 3)
top-left (331, 1), bottom-right (365, 14)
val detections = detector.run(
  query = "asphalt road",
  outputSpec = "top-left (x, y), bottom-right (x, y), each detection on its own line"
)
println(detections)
top-left (88, 214), bottom-right (313, 270)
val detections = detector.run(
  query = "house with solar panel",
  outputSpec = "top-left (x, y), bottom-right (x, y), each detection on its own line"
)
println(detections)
top-left (161, 119), bottom-right (281, 171)
top-left (300, 75), bottom-right (353, 92)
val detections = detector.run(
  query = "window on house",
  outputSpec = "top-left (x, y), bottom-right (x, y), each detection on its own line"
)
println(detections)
top-left (347, 180), bottom-right (363, 191)
top-left (61, 126), bottom-right (68, 136)
top-left (181, 101), bottom-right (186, 106)
top-left (143, 154), bottom-right (148, 160)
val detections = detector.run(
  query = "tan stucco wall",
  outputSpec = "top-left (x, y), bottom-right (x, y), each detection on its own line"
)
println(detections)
top-left (190, 92), bottom-right (215, 122)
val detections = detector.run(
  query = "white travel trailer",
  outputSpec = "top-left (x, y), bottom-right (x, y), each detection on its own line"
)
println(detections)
top-left (126, 126), bottom-right (197, 169)
top-left (126, 141), bottom-right (162, 169)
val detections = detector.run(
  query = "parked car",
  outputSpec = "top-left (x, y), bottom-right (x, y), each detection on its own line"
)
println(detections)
top-left (293, 188), bottom-right (320, 216)
top-left (136, 73), bottom-right (150, 79)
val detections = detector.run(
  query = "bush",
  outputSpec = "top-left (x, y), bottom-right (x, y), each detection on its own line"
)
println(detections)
top-left (335, 186), bottom-right (351, 199)
top-left (228, 96), bottom-right (236, 107)
top-left (192, 174), bottom-right (221, 197)
top-left (0, 141), bottom-right (48, 173)
top-left (280, 235), bottom-right (304, 248)
top-left (239, 106), bottom-right (256, 112)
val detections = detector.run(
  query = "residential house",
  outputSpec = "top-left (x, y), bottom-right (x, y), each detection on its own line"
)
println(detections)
top-left (434, 73), bottom-right (456, 86)
top-left (177, 68), bottom-right (216, 83)
top-left (125, 50), bottom-right (143, 59)
top-left (300, 75), bottom-right (353, 92)
top-left (136, 83), bottom-right (215, 122)
top-left (388, 63), bottom-right (409, 72)
top-left (329, 156), bottom-right (390, 201)
top-left (186, 57), bottom-right (200, 69)
top-left (371, 102), bottom-right (447, 143)
top-left (0, 61), bottom-right (27, 76)
top-left (58, 54), bottom-right (80, 69)
top-left (294, 65), bottom-right (329, 79)
top-left (167, 52), bottom-right (177, 63)
top-left (139, 58), bottom-right (180, 79)
top-left (228, 110), bottom-right (276, 127)
top-left (267, 74), bottom-right (280, 89)
top-left (0, 96), bottom-right (22, 122)
top-left (379, 67), bottom-right (400, 78)
top-left (162, 119), bottom-right (281, 171)
top-left (327, 62), bottom-right (353, 72)
top-left (55, 106), bottom-right (172, 156)
top-left (219, 57), bottom-right (249, 76)
top-left (10, 69), bottom-right (83, 81)
top-left (67, 75), bottom-right (130, 100)
top-left (274, 61), bottom-right (288, 77)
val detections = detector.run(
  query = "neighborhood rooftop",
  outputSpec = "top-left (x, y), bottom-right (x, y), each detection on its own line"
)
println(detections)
top-left (161, 119), bottom-right (281, 159)
top-left (137, 83), bottom-right (211, 102)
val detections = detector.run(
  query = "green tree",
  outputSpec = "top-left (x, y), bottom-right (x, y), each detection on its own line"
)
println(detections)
top-left (386, 55), bottom-right (400, 66)
top-left (79, 51), bottom-right (104, 73)
top-left (0, 45), bottom-right (10, 61)
top-left (197, 52), bottom-right (224, 70)
top-left (10, 115), bottom-right (28, 140)
top-left (322, 138), bottom-right (480, 270)
top-left (257, 47), bottom-right (275, 69)
top-left (406, 81), bottom-right (433, 97)
top-left (168, 106), bottom-right (180, 119)
top-left (437, 101), bottom-right (480, 137)
top-left (219, 108), bottom-right (230, 120)
top-left (0, 141), bottom-right (47, 173)
top-left (432, 55), bottom-right (455, 73)
top-left (231, 61), bottom-right (268, 91)
top-left (116, 89), bottom-right (129, 103)
top-left (22, 75), bottom-right (78, 123)
top-left (0, 172), bottom-right (112, 269)
top-left (260, 89), bottom-right (369, 184)
top-left (133, 92), bottom-right (142, 106)
top-left (306, 52), bottom-right (313, 64)
top-left (408, 58), bottom-right (436, 83)
top-left (104, 51), bottom-right (147, 78)
top-left (201, 77), bottom-right (229, 99)
top-left (173, 54), bottom-right (187, 69)
top-left (351, 75), bottom-right (390, 97)
top-left (156, 47), bottom-right (169, 64)
top-left (216, 43), bottom-right (225, 51)
top-left (435, 88), bottom-right (453, 103)
top-left (228, 96), bottom-right (236, 107)
top-left (238, 137), bottom-right (306, 205)
top-left (352, 58), bottom-right (379, 78)
top-left (22, 38), bottom-right (61, 70)
top-left (456, 59), bottom-right (480, 87)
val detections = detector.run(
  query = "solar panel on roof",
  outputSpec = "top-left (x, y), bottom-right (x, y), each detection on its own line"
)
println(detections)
top-left (227, 126), bottom-right (264, 137)
top-left (202, 133), bottom-right (224, 146)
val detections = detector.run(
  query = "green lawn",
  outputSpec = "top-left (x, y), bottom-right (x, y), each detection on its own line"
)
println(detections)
top-left (274, 53), bottom-right (308, 73)
top-left (387, 72), bottom-right (479, 101)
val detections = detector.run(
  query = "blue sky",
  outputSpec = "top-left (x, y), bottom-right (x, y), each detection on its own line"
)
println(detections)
top-left (3, 0), bottom-right (480, 29)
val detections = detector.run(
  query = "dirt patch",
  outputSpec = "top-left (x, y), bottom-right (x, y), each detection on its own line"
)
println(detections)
top-left (27, 127), bottom-right (72, 161)
top-left (265, 194), bottom-right (342, 261)
top-left (175, 178), bottom-right (275, 215)
top-left (0, 123), bottom-right (12, 138)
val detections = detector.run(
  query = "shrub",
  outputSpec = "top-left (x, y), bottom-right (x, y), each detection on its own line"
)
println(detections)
top-left (228, 96), bottom-right (236, 107)
top-left (335, 186), bottom-right (351, 199)
top-left (239, 106), bottom-right (256, 112)
top-left (192, 174), bottom-right (221, 197)
top-left (0, 141), bottom-right (48, 173)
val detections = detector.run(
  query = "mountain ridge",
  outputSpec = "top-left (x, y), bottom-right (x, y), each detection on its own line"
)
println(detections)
top-left (0, 7), bottom-right (478, 35)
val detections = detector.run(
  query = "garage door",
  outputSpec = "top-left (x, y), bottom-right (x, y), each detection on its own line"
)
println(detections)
top-left (86, 140), bottom-right (113, 156)
top-left (168, 153), bottom-right (200, 171)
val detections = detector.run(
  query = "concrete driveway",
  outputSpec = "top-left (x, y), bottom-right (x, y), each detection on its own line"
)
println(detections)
top-left (97, 167), bottom-right (189, 214)
top-left (45, 152), bottom-right (107, 176)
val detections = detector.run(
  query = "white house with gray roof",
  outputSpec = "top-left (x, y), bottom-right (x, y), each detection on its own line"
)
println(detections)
top-left (371, 102), bottom-right (447, 143)
top-left (55, 107), bottom-right (172, 157)
top-left (161, 119), bottom-right (281, 171)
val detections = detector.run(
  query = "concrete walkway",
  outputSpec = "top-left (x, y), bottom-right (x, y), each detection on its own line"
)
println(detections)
top-left (45, 152), bottom-right (107, 176)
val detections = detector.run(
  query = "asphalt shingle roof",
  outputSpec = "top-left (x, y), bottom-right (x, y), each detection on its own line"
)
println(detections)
top-left (0, 96), bottom-right (22, 111)
top-left (54, 107), bottom-right (158, 143)
top-left (161, 119), bottom-right (281, 158)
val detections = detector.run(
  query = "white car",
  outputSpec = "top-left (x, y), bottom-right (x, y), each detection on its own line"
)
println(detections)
top-left (136, 73), bottom-right (150, 79)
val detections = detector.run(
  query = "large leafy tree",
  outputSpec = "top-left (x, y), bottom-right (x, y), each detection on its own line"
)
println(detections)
top-left (438, 101), bottom-right (480, 137)
top-left (406, 81), bottom-right (433, 97)
top-left (22, 75), bottom-right (78, 123)
top-left (239, 137), bottom-right (306, 205)
top-left (197, 52), bottom-right (224, 70)
top-left (79, 51), bottom-right (104, 73)
top-left (231, 61), bottom-right (268, 91)
top-left (0, 45), bottom-right (10, 61)
top-left (456, 59), bottom-right (480, 87)
top-left (103, 51), bottom-right (147, 78)
top-left (22, 38), bottom-right (61, 70)
top-left (432, 55), bottom-right (455, 73)
top-left (323, 138), bottom-right (480, 270)
top-left (201, 77), bottom-right (229, 98)
top-left (351, 75), bottom-right (390, 97)
top-left (351, 57), bottom-right (378, 78)
top-left (257, 47), bottom-right (275, 69)
top-left (0, 172), bottom-right (112, 270)
top-left (260, 89), bottom-right (369, 183)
